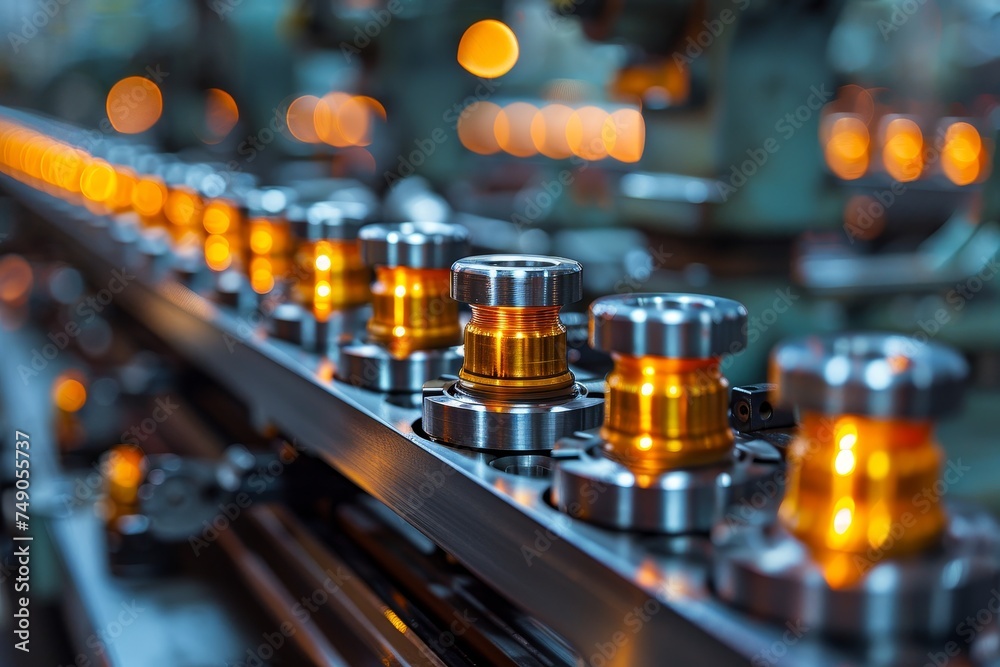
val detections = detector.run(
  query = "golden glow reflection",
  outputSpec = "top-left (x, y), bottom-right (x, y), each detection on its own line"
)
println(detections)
top-left (942, 122), bottom-right (984, 186)
top-left (882, 118), bottom-right (922, 182)
top-left (457, 20), bottom-right (519, 78)
top-left (824, 115), bottom-right (869, 180)
top-left (53, 374), bottom-right (87, 412)
top-left (106, 77), bottom-right (163, 134)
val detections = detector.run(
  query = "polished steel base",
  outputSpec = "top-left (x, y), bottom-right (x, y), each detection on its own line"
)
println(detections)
top-left (269, 303), bottom-right (327, 352)
top-left (713, 503), bottom-right (1000, 641)
top-left (422, 381), bottom-right (603, 451)
top-left (551, 432), bottom-right (779, 533)
top-left (337, 343), bottom-right (463, 392)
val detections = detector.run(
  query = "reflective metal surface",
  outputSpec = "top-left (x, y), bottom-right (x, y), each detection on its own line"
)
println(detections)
top-left (422, 380), bottom-right (603, 451)
top-left (451, 255), bottom-right (583, 308)
top-left (338, 343), bottom-right (464, 393)
top-left (590, 293), bottom-right (749, 358)
top-left (772, 333), bottom-right (970, 418)
top-left (359, 221), bottom-right (470, 270)
top-left (714, 504), bottom-right (1000, 642)
top-left (552, 431), bottom-right (780, 533)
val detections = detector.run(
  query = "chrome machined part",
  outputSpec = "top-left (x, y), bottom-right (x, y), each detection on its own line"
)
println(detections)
top-left (551, 431), bottom-right (779, 533)
top-left (338, 344), bottom-right (463, 393)
top-left (712, 503), bottom-right (1000, 641)
top-left (272, 302), bottom-right (369, 351)
top-left (337, 220), bottom-right (468, 391)
top-left (288, 200), bottom-right (369, 242)
top-left (422, 254), bottom-right (602, 450)
top-left (451, 255), bottom-right (582, 307)
top-left (551, 292), bottom-right (756, 532)
top-left (359, 221), bottom-right (469, 269)
top-left (422, 380), bottom-right (603, 451)
top-left (589, 293), bottom-right (748, 358)
top-left (772, 332), bottom-right (969, 419)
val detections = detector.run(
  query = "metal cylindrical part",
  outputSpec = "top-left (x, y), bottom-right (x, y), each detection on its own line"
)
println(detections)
top-left (452, 255), bottom-right (581, 398)
top-left (289, 202), bottom-right (370, 318)
top-left (771, 333), bottom-right (969, 584)
top-left (359, 222), bottom-right (468, 357)
top-left (202, 196), bottom-right (243, 273)
top-left (588, 293), bottom-right (747, 473)
top-left (163, 164), bottom-right (205, 247)
top-left (771, 332), bottom-right (968, 419)
top-left (243, 188), bottom-right (296, 295)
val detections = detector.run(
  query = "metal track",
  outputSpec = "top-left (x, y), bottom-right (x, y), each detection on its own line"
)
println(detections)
top-left (9, 183), bottom-right (862, 666)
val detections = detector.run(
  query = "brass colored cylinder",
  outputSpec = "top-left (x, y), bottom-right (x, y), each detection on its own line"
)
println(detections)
top-left (294, 239), bottom-right (370, 321)
top-left (779, 411), bottom-right (945, 573)
top-left (458, 305), bottom-right (574, 398)
top-left (600, 355), bottom-right (733, 473)
top-left (367, 266), bottom-right (460, 357)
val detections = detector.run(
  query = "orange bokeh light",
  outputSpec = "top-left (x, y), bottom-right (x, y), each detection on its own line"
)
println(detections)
top-left (494, 102), bottom-right (538, 158)
top-left (941, 122), bottom-right (985, 186)
top-left (882, 118), bottom-right (923, 182)
top-left (132, 177), bottom-right (167, 218)
top-left (315, 92), bottom-right (372, 147)
top-left (286, 95), bottom-right (321, 144)
top-left (165, 189), bottom-right (202, 227)
top-left (106, 76), bottom-right (163, 134)
top-left (604, 108), bottom-right (645, 163)
top-left (530, 104), bottom-right (574, 159)
top-left (80, 159), bottom-right (118, 203)
top-left (567, 106), bottom-right (610, 161)
top-left (823, 115), bottom-right (869, 180)
top-left (203, 200), bottom-right (235, 235)
top-left (0, 254), bottom-right (33, 307)
top-left (204, 88), bottom-right (239, 143)
top-left (205, 234), bottom-right (232, 271)
top-left (53, 374), bottom-right (87, 413)
top-left (457, 101), bottom-right (502, 155)
top-left (457, 20), bottom-right (519, 79)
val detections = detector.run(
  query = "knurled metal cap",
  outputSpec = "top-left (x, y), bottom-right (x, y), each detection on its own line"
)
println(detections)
top-left (589, 293), bottom-right (748, 358)
top-left (359, 221), bottom-right (469, 269)
top-left (451, 255), bottom-right (582, 307)
top-left (771, 333), bottom-right (968, 418)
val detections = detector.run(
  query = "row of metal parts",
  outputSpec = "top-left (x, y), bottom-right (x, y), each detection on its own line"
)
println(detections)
top-left (5, 110), bottom-right (1000, 658)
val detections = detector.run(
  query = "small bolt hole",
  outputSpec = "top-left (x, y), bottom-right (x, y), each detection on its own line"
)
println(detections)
top-left (759, 401), bottom-right (773, 420)
top-left (736, 402), bottom-right (750, 422)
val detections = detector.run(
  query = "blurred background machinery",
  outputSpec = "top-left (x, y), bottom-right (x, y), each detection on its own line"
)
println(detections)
top-left (0, 0), bottom-right (998, 664)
